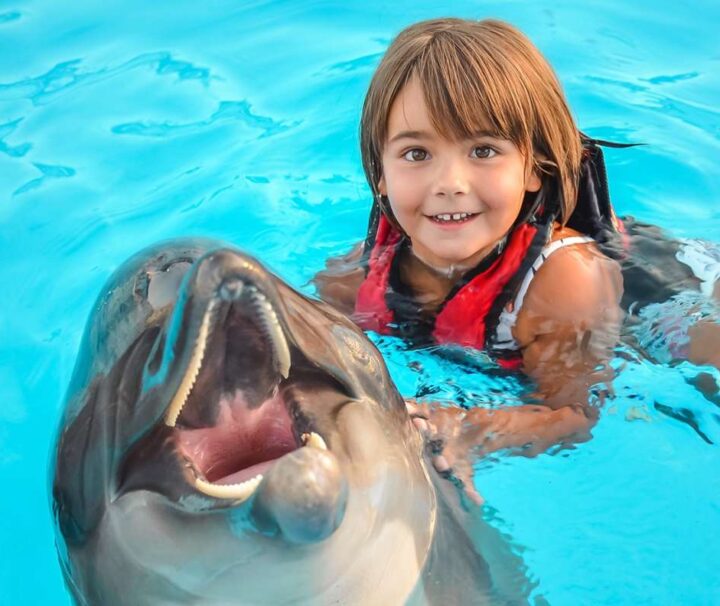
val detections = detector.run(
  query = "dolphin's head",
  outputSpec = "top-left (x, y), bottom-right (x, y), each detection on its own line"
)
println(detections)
top-left (52, 240), bottom-right (434, 605)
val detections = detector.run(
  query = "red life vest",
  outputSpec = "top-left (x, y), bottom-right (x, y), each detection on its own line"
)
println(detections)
top-left (353, 214), bottom-right (547, 369)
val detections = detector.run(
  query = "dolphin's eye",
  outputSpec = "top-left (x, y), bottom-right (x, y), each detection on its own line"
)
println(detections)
top-left (135, 259), bottom-right (192, 310)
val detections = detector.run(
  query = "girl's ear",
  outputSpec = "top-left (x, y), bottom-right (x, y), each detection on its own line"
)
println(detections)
top-left (526, 168), bottom-right (542, 193)
top-left (378, 175), bottom-right (387, 196)
top-left (526, 154), bottom-right (544, 193)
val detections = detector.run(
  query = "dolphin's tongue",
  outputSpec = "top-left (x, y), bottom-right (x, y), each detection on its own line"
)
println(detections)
top-left (177, 390), bottom-right (297, 485)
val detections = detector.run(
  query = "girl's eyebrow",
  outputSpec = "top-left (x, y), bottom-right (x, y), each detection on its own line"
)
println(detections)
top-left (470, 129), bottom-right (500, 139)
top-left (388, 130), bottom-right (433, 144)
top-left (388, 129), bottom-right (501, 144)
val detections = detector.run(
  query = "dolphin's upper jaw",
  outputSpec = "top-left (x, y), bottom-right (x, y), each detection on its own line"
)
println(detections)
top-left (159, 251), bottom-right (343, 507)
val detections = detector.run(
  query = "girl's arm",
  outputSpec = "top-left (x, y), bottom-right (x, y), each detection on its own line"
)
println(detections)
top-left (408, 400), bottom-right (597, 505)
top-left (411, 239), bottom-right (622, 502)
top-left (312, 242), bottom-right (366, 314)
top-left (514, 237), bottom-right (623, 411)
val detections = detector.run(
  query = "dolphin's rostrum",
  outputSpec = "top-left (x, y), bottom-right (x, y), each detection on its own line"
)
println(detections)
top-left (51, 239), bottom-right (533, 605)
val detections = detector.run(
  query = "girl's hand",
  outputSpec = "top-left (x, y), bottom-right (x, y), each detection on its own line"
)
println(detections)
top-left (406, 397), bottom-right (597, 506)
top-left (406, 400), bottom-right (485, 505)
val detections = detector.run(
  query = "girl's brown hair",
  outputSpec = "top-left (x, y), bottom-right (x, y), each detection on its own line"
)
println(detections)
top-left (360, 18), bottom-right (583, 223)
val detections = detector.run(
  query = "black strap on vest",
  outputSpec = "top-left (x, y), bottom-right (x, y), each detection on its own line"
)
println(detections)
top-left (363, 200), bottom-right (383, 262)
top-left (568, 134), bottom-right (642, 252)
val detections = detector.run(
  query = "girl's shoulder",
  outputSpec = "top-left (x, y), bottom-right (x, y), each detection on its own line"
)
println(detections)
top-left (513, 223), bottom-right (623, 346)
top-left (539, 223), bottom-right (619, 298)
top-left (549, 223), bottom-right (593, 243)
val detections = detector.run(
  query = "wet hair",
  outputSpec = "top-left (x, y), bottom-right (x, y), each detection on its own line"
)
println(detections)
top-left (360, 18), bottom-right (583, 224)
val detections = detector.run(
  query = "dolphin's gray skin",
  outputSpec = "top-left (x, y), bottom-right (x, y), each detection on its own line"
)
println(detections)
top-left (51, 239), bottom-right (532, 606)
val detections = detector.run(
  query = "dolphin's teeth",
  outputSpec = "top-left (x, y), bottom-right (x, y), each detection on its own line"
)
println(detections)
top-left (250, 291), bottom-right (291, 380)
top-left (165, 300), bottom-right (217, 427)
top-left (194, 474), bottom-right (263, 502)
top-left (302, 432), bottom-right (328, 451)
top-left (273, 322), bottom-right (291, 379)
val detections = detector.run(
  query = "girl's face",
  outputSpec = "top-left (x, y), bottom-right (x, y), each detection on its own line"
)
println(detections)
top-left (379, 77), bottom-right (541, 271)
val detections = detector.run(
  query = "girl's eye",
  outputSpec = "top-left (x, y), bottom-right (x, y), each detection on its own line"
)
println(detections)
top-left (471, 146), bottom-right (496, 159)
top-left (403, 148), bottom-right (428, 162)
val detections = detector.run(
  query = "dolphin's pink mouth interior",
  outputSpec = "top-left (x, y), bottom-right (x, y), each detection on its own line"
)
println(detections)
top-left (176, 388), bottom-right (301, 486)
top-left (161, 275), bottom-right (337, 502)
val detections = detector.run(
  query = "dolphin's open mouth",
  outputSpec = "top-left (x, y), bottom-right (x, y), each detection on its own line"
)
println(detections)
top-left (163, 275), bottom-right (337, 504)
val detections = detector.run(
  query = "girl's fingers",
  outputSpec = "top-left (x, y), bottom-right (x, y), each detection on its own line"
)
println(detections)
top-left (412, 416), bottom-right (429, 432)
top-left (432, 454), bottom-right (451, 473)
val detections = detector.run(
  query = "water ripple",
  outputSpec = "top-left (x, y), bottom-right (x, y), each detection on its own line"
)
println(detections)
top-left (0, 11), bottom-right (21, 24)
top-left (581, 72), bottom-right (720, 158)
top-left (13, 162), bottom-right (76, 196)
top-left (584, 74), bottom-right (646, 94)
top-left (111, 100), bottom-right (299, 139)
top-left (0, 52), bottom-right (214, 106)
top-left (324, 52), bottom-right (382, 74)
top-left (641, 71), bottom-right (701, 85)
top-left (320, 174), bottom-right (351, 184)
top-left (155, 55), bottom-right (213, 83)
top-left (0, 119), bottom-right (31, 157)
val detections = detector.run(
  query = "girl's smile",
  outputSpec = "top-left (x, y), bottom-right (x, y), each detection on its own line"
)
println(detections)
top-left (379, 76), bottom-right (541, 272)
top-left (426, 211), bottom-right (481, 228)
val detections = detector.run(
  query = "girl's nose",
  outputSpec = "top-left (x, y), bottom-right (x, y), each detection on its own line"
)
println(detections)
top-left (432, 157), bottom-right (470, 197)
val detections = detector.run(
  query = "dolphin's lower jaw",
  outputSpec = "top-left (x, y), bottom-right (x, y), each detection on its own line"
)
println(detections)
top-left (137, 249), bottom-right (351, 542)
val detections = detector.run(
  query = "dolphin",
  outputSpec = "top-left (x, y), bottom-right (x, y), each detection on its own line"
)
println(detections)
top-left (51, 239), bottom-right (533, 605)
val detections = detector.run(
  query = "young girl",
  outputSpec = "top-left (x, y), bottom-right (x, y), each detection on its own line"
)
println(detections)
top-left (314, 18), bottom-right (719, 500)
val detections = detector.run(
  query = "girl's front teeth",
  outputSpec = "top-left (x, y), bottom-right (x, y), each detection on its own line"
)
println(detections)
top-left (432, 212), bottom-right (473, 222)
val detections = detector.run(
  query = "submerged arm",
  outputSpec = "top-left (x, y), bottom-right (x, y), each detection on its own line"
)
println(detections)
top-left (411, 240), bottom-right (622, 499)
top-left (410, 400), bottom-right (596, 459)
top-left (515, 238), bottom-right (622, 413)
top-left (311, 242), bottom-right (365, 315)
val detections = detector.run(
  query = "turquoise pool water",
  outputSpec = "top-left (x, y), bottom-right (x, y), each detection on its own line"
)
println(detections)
top-left (1, 1), bottom-right (719, 604)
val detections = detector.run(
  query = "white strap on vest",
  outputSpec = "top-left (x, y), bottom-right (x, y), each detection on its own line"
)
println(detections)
top-left (493, 236), bottom-right (595, 351)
